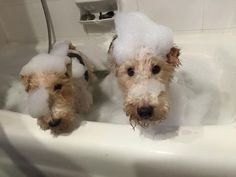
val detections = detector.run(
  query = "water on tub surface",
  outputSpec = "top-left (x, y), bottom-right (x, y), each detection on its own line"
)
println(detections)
top-left (0, 42), bottom-right (236, 126)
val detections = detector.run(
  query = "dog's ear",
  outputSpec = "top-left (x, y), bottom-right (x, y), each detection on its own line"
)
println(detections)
top-left (166, 47), bottom-right (181, 67)
top-left (20, 74), bottom-right (32, 92)
top-left (65, 60), bottom-right (72, 78)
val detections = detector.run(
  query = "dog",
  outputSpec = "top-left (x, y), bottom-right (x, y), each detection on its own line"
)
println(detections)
top-left (5, 41), bottom-right (93, 134)
top-left (106, 12), bottom-right (180, 128)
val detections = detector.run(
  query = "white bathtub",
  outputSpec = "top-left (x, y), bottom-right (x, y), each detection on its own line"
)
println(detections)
top-left (1, 32), bottom-right (236, 177)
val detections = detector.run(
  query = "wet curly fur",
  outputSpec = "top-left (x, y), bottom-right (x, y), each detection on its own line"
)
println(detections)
top-left (20, 44), bottom-right (93, 134)
top-left (108, 36), bottom-right (180, 128)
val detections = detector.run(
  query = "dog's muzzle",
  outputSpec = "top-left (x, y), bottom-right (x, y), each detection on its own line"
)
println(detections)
top-left (48, 119), bottom-right (62, 127)
top-left (137, 106), bottom-right (153, 119)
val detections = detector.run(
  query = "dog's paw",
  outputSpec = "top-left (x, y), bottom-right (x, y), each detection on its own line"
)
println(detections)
top-left (37, 119), bottom-right (50, 130)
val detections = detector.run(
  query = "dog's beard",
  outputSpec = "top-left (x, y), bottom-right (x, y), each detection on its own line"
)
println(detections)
top-left (124, 98), bottom-right (169, 129)
top-left (124, 102), bottom-right (152, 129)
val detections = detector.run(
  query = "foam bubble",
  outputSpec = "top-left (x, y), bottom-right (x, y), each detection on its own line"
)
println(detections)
top-left (20, 53), bottom-right (70, 75)
top-left (113, 12), bottom-right (173, 64)
top-left (28, 87), bottom-right (50, 118)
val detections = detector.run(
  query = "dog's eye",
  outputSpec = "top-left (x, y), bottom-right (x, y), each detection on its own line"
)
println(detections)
top-left (151, 65), bottom-right (161, 74)
top-left (54, 84), bottom-right (62, 91)
top-left (127, 67), bottom-right (135, 77)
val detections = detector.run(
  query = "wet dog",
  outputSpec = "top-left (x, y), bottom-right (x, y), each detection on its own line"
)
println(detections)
top-left (5, 42), bottom-right (93, 134)
top-left (106, 12), bottom-right (180, 128)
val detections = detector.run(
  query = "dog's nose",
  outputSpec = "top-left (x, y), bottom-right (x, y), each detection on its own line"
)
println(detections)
top-left (137, 106), bottom-right (153, 118)
top-left (48, 119), bottom-right (62, 127)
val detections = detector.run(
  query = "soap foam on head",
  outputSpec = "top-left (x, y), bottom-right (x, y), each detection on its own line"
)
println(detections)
top-left (20, 41), bottom-right (73, 75)
top-left (20, 53), bottom-right (70, 75)
top-left (113, 12), bottom-right (173, 64)
top-left (50, 41), bottom-right (70, 57)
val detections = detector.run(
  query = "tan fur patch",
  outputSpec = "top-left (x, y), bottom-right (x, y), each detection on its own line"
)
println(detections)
top-left (166, 47), bottom-right (181, 67)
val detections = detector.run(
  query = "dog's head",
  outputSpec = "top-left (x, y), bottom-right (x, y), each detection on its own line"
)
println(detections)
top-left (20, 53), bottom-right (75, 131)
top-left (109, 42), bottom-right (180, 127)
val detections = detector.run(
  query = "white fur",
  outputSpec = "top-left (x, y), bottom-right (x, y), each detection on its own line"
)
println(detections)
top-left (113, 12), bottom-right (173, 64)
top-left (27, 87), bottom-right (50, 118)
top-left (72, 58), bottom-right (86, 78)
top-left (20, 53), bottom-right (70, 75)
top-left (127, 79), bottom-right (166, 100)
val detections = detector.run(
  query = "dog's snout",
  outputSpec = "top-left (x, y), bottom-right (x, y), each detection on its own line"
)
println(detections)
top-left (137, 106), bottom-right (153, 118)
top-left (48, 119), bottom-right (62, 127)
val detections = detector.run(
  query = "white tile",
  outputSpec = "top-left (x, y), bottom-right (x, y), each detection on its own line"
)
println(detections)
top-left (0, 0), bottom-right (37, 6)
top-left (203, 0), bottom-right (236, 29)
top-left (0, 18), bottom-right (7, 47)
top-left (47, 0), bottom-right (87, 40)
top-left (0, 0), bottom-right (87, 43)
top-left (0, 0), bottom-right (59, 6)
top-left (119, 0), bottom-right (138, 12)
top-left (0, 2), bottom-right (47, 42)
top-left (137, 0), bottom-right (204, 31)
top-left (0, 5), bottom-right (7, 45)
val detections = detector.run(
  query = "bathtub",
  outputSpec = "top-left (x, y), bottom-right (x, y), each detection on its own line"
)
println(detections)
top-left (1, 32), bottom-right (236, 177)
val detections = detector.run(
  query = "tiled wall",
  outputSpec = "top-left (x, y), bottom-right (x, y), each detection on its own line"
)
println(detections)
top-left (138, 0), bottom-right (204, 31)
top-left (0, 21), bottom-right (6, 47)
top-left (0, 0), bottom-right (47, 43)
top-left (0, 0), bottom-right (88, 43)
top-left (203, 0), bottom-right (236, 29)
top-left (0, 6), bottom-right (7, 47)
top-left (0, 0), bottom-right (236, 43)
top-left (138, 0), bottom-right (236, 31)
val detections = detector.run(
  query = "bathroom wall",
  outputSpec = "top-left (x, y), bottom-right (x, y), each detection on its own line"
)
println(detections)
top-left (0, 0), bottom-right (87, 43)
top-left (0, 0), bottom-right (235, 43)
top-left (0, 5), bottom-right (7, 47)
top-left (0, 0), bottom-right (49, 43)
top-left (137, 0), bottom-right (236, 31)
top-left (0, 20), bottom-right (7, 47)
